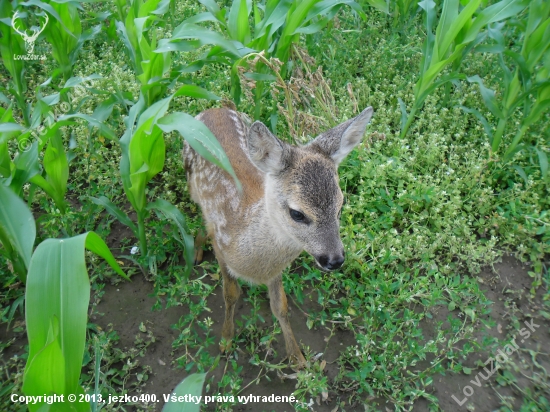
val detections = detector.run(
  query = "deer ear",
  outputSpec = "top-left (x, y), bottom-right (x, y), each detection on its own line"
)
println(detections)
top-left (247, 121), bottom-right (289, 174)
top-left (309, 107), bottom-right (374, 166)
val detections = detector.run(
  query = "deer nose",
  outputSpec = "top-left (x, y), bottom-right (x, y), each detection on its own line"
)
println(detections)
top-left (317, 251), bottom-right (345, 271)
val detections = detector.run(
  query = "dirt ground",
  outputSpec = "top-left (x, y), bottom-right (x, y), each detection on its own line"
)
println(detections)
top-left (2, 254), bottom-right (548, 411)
top-left (95, 253), bottom-right (550, 411)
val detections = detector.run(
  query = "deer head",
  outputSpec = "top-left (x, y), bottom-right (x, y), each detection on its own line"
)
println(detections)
top-left (11, 10), bottom-right (49, 54)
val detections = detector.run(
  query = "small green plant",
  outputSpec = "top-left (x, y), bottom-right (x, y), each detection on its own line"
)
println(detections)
top-left (159, 0), bottom-right (365, 119)
top-left (42, 0), bottom-right (100, 81)
top-left (23, 232), bottom-right (127, 411)
top-left (0, 182), bottom-right (127, 411)
top-left (0, 184), bottom-right (35, 282)
top-left (391, 0), bottom-right (418, 31)
top-left (0, 0), bottom-right (30, 125)
top-left (399, 0), bottom-right (529, 138)
top-left (92, 87), bottom-right (238, 272)
top-left (464, 0), bottom-right (550, 162)
top-left (115, 0), bottom-right (172, 106)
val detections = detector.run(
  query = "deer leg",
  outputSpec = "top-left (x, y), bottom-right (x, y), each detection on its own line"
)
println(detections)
top-left (220, 260), bottom-right (240, 352)
top-left (267, 277), bottom-right (306, 369)
top-left (193, 229), bottom-right (207, 265)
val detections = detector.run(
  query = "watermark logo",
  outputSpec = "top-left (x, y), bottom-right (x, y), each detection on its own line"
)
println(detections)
top-left (12, 10), bottom-right (48, 60)
top-left (18, 77), bottom-right (96, 153)
top-left (451, 319), bottom-right (540, 406)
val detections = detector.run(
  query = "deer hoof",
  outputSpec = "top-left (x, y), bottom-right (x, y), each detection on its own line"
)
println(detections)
top-left (289, 352), bottom-right (307, 370)
top-left (193, 247), bottom-right (204, 265)
top-left (219, 338), bottom-right (232, 353)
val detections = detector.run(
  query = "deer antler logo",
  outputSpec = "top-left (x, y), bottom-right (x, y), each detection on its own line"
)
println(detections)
top-left (11, 10), bottom-right (49, 54)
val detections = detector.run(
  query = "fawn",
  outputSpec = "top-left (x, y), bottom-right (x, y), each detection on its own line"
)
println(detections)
top-left (183, 106), bottom-right (373, 367)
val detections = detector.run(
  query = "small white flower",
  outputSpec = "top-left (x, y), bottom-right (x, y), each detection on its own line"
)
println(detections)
top-left (130, 246), bottom-right (139, 255)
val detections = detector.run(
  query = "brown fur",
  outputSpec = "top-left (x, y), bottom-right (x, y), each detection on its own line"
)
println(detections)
top-left (183, 106), bottom-right (373, 367)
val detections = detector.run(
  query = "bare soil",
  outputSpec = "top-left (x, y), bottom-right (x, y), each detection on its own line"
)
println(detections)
top-left (2, 254), bottom-right (548, 412)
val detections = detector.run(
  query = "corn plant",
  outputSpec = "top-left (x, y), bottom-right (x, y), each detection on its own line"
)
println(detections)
top-left (115, 0), bottom-right (172, 106)
top-left (0, 184), bottom-right (35, 282)
top-left (158, 0), bottom-right (365, 118)
top-left (464, 0), bottom-right (550, 163)
top-left (362, 0), bottom-right (388, 15)
top-left (7, 0), bottom-right (99, 81)
top-left (1, 112), bottom-right (71, 215)
top-left (0, 186), bottom-right (127, 411)
top-left (91, 87), bottom-right (238, 274)
top-left (399, 0), bottom-right (529, 138)
top-left (23, 231), bottom-right (127, 412)
top-left (392, 0), bottom-right (418, 30)
top-left (0, 0), bottom-right (30, 125)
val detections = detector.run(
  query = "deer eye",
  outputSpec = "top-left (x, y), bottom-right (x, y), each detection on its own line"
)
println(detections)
top-left (289, 209), bottom-right (306, 222)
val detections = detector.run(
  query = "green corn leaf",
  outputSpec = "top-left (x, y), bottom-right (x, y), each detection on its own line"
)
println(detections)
top-left (243, 72), bottom-right (277, 81)
top-left (122, 96), bottom-right (171, 212)
top-left (162, 373), bottom-right (207, 412)
top-left (90, 196), bottom-right (138, 234)
top-left (120, 94), bottom-right (147, 212)
top-left (157, 112), bottom-right (240, 189)
top-left (365, 0), bottom-right (389, 14)
top-left (24, 232), bottom-right (126, 409)
top-left (147, 198), bottom-right (195, 279)
top-left (228, 0), bottom-right (251, 44)
top-left (157, 23), bottom-right (244, 57)
top-left (58, 113), bottom-right (117, 141)
top-left (523, 19), bottom-right (550, 72)
top-left (467, 75), bottom-right (505, 119)
top-left (535, 147), bottom-right (548, 178)
top-left (174, 84), bottom-right (221, 100)
top-left (522, 98), bottom-right (550, 129)
top-left (116, 20), bottom-right (137, 71)
top-left (198, 0), bottom-right (226, 24)
top-left (306, 0), bottom-right (366, 24)
top-left (0, 143), bottom-right (10, 179)
top-left (33, 120), bottom-right (75, 152)
top-left (43, 131), bottom-right (68, 213)
top-left (199, 0), bottom-right (222, 16)
top-left (0, 184), bottom-right (35, 269)
top-left (10, 141), bottom-right (41, 195)
top-left (511, 165), bottom-right (528, 185)
top-left (85, 232), bottom-right (128, 280)
top-left (135, 94), bottom-right (172, 132)
top-left (63, 74), bottom-right (103, 89)
top-left (22, 316), bottom-right (68, 405)
top-left (181, 11), bottom-right (221, 25)
top-left (435, 0), bottom-right (481, 62)
top-left (0, 123), bottom-right (25, 135)
top-left (525, 0), bottom-right (550, 38)
top-left (459, 105), bottom-right (493, 138)
top-left (418, 0), bottom-right (436, 74)
top-left (252, 0), bottom-right (292, 50)
top-left (151, 0), bottom-right (170, 15)
top-left (435, 0), bottom-right (459, 60)
top-left (129, 124), bottom-right (165, 211)
top-left (276, 0), bottom-right (321, 61)
top-left (398, 97), bottom-right (409, 132)
top-left (154, 39), bottom-right (202, 52)
top-left (253, 1), bottom-right (261, 27)
top-left (417, 71), bottom-right (465, 106)
top-left (28, 174), bottom-right (56, 205)
top-left (462, 0), bottom-right (529, 45)
top-left (0, 1), bottom-right (26, 97)
top-left (20, 0), bottom-right (76, 37)
top-left (294, 18), bottom-right (331, 35)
